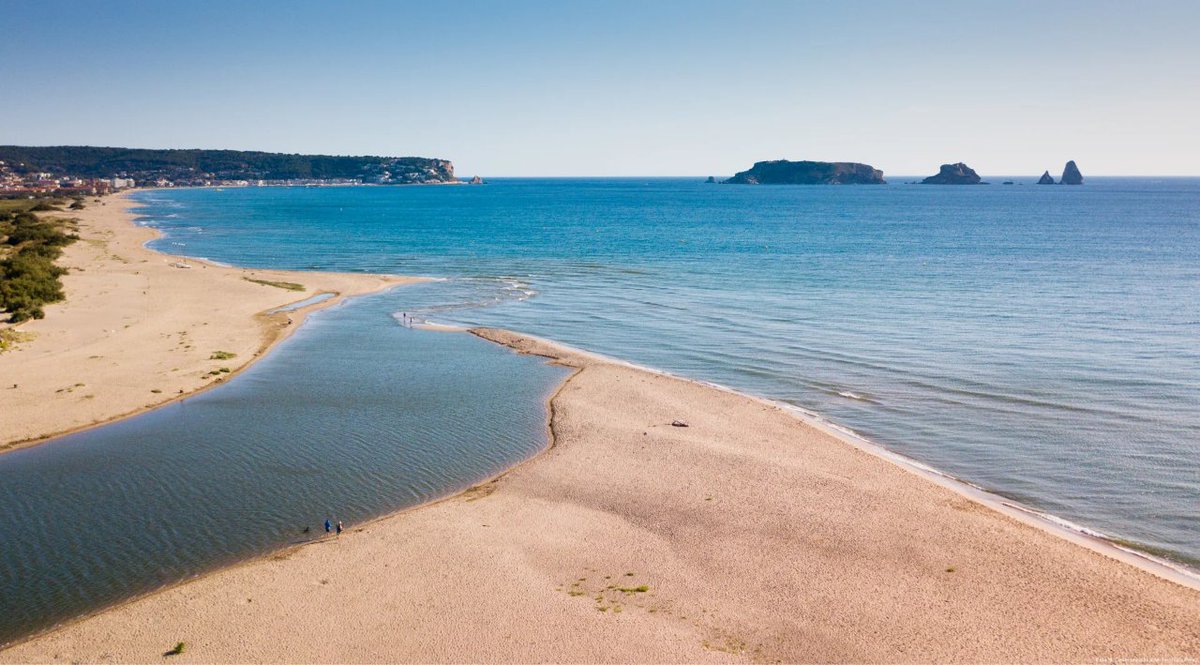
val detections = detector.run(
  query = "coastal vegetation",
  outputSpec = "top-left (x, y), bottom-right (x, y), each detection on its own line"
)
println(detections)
top-left (0, 146), bottom-right (457, 185)
top-left (0, 209), bottom-right (78, 322)
top-left (0, 198), bottom-right (63, 213)
top-left (244, 276), bottom-right (305, 291)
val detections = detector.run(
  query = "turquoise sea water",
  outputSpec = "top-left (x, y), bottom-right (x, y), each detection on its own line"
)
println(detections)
top-left (2, 178), bottom-right (1197, 644)
top-left (134, 179), bottom-right (1200, 566)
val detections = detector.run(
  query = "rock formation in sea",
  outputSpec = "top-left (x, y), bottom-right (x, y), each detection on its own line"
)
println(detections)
top-left (468, 175), bottom-right (484, 184)
top-left (705, 176), bottom-right (717, 183)
top-left (920, 163), bottom-right (982, 185)
top-left (1037, 171), bottom-right (1056, 185)
top-left (723, 160), bottom-right (885, 185)
top-left (1061, 160), bottom-right (1083, 185)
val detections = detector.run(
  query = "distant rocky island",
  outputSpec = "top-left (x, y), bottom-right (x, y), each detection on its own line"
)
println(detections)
top-left (724, 160), bottom-right (885, 185)
top-left (0, 146), bottom-right (457, 188)
top-left (1036, 160), bottom-right (1084, 185)
top-left (921, 163), bottom-right (982, 185)
top-left (1061, 160), bottom-right (1083, 185)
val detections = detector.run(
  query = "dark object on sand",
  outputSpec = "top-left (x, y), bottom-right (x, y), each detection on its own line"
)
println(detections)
top-left (671, 420), bottom-right (689, 427)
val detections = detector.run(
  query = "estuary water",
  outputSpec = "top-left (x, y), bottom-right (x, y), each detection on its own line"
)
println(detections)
top-left (134, 179), bottom-right (1199, 568)
top-left (0, 295), bottom-right (567, 645)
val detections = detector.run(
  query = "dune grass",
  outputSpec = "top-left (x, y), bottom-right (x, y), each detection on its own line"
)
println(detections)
top-left (243, 277), bottom-right (305, 291)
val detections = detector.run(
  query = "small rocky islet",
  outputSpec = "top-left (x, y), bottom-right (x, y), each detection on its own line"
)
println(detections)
top-left (1037, 161), bottom-right (1084, 185)
top-left (920, 162), bottom-right (983, 185)
top-left (722, 160), bottom-right (886, 185)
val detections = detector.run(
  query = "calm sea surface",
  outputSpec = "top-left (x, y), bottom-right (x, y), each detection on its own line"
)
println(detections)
top-left (134, 179), bottom-right (1199, 565)
top-left (2, 178), bottom-right (1197, 644)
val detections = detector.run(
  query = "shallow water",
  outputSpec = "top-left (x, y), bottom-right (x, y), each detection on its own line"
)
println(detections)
top-left (132, 179), bottom-right (1200, 568)
top-left (0, 293), bottom-right (567, 645)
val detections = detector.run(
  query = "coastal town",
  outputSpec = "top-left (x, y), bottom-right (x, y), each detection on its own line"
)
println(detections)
top-left (0, 147), bottom-right (461, 198)
top-left (0, 160), bottom-right (138, 197)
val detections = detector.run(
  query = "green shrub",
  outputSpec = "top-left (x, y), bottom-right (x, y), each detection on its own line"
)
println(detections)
top-left (0, 211), bottom-right (77, 322)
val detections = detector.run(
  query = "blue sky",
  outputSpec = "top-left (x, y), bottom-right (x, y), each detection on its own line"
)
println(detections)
top-left (2, 0), bottom-right (1197, 176)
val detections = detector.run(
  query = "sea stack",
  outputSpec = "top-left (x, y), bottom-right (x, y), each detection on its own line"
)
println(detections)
top-left (1037, 171), bottom-right (1055, 185)
top-left (468, 175), bottom-right (485, 185)
top-left (723, 160), bottom-right (885, 185)
top-left (705, 176), bottom-right (717, 183)
top-left (921, 163), bottom-right (982, 185)
top-left (1061, 160), bottom-right (1083, 185)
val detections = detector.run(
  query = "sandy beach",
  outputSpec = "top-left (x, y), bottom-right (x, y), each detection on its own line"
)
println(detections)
top-left (3, 316), bottom-right (1197, 661)
top-left (0, 192), bottom-right (418, 450)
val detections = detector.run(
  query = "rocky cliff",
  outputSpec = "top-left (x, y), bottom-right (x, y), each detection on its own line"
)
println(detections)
top-left (723, 160), bottom-right (885, 185)
top-left (921, 163), bottom-right (982, 185)
top-left (1061, 160), bottom-right (1083, 185)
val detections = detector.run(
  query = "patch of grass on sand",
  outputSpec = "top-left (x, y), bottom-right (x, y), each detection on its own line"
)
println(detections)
top-left (0, 200), bottom-right (42, 213)
top-left (0, 328), bottom-right (36, 352)
top-left (618, 585), bottom-right (649, 594)
top-left (165, 642), bottom-right (185, 656)
top-left (243, 277), bottom-right (305, 291)
top-left (210, 350), bottom-right (236, 360)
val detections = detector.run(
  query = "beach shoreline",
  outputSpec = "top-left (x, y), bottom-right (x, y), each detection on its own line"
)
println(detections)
top-left (0, 190), bottom-right (424, 453)
top-left (2, 193), bottom-right (1198, 661)
top-left (466, 328), bottom-right (1200, 592)
top-left (4, 330), bottom-right (1199, 661)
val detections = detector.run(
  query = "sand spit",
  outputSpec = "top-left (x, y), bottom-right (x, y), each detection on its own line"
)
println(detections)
top-left (3, 327), bottom-right (1197, 662)
top-left (0, 192), bottom-right (418, 451)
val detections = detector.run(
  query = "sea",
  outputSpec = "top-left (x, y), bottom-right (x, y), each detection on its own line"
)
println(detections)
top-left (1, 177), bottom-right (1197, 644)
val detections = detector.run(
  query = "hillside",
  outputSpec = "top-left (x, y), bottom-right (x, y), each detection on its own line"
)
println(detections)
top-left (0, 146), bottom-right (455, 185)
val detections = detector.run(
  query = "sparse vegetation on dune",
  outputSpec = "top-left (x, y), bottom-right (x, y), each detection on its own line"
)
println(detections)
top-left (243, 277), bottom-right (305, 291)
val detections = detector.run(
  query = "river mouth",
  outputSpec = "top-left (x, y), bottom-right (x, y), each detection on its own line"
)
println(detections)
top-left (0, 289), bottom-right (568, 647)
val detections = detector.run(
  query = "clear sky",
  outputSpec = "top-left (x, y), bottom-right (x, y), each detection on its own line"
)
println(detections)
top-left (2, 0), bottom-right (1197, 176)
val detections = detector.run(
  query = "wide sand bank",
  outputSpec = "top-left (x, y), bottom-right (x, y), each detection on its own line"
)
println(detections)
top-left (4, 326), bottom-right (1197, 662)
top-left (0, 192), bottom-right (417, 450)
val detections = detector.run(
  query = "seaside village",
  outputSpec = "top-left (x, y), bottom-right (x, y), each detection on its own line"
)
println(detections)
top-left (0, 160), bottom-right (143, 197)
top-left (0, 159), bottom-right (352, 197)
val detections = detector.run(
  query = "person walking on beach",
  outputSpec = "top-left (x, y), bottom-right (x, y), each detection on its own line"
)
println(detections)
top-left (324, 519), bottom-right (332, 534)
top-left (336, 521), bottom-right (344, 538)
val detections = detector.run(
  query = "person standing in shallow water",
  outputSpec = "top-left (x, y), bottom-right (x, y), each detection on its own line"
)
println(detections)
top-left (336, 521), bottom-right (344, 538)
top-left (324, 519), bottom-right (332, 534)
